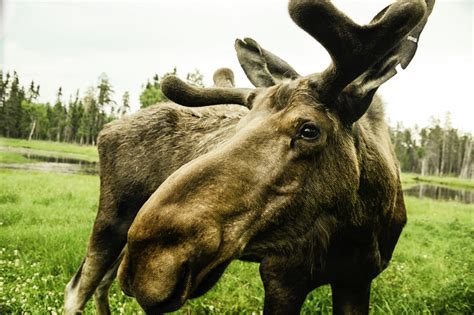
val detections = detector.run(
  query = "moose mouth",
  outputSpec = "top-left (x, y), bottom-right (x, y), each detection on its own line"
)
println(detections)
top-left (140, 263), bottom-right (193, 314)
top-left (120, 254), bottom-right (232, 314)
top-left (150, 263), bottom-right (233, 313)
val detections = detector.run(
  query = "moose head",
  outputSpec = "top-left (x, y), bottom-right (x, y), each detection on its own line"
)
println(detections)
top-left (118, 0), bottom-right (434, 313)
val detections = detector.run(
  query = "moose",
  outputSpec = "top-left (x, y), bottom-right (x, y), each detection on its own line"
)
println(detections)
top-left (64, 0), bottom-right (434, 313)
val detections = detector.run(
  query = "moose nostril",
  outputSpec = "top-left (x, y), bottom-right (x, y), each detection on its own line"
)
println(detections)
top-left (165, 262), bottom-right (192, 304)
top-left (138, 261), bottom-right (193, 313)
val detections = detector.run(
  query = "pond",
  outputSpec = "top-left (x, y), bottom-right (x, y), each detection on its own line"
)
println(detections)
top-left (20, 152), bottom-right (95, 165)
top-left (0, 147), bottom-right (98, 175)
top-left (404, 184), bottom-right (474, 204)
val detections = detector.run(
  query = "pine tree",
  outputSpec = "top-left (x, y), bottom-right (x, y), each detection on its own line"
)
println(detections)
top-left (65, 90), bottom-right (83, 142)
top-left (0, 71), bottom-right (7, 135)
top-left (51, 87), bottom-right (67, 141)
top-left (97, 73), bottom-right (115, 116)
top-left (120, 91), bottom-right (130, 117)
top-left (5, 72), bottom-right (25, 138)
top-left (27, 81), bottom-right (40, 102)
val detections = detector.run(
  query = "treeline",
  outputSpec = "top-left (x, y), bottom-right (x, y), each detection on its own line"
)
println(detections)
top-left (0, 69), bottom-right (203, 145)
top-left (0, 71), bottom-right (127, 145)
top-left (0, 70), bottom-right (472, 178)
top-left (139, 68), bottom-right (204, 108)
top-left (390, 116), bottom-right (473, 179)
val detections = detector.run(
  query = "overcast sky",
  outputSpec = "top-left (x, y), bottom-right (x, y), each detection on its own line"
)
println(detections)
top-left (1, 0), bottom-right (473, 132)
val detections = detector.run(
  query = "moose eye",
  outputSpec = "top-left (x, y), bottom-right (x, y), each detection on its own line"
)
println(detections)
top-left (299, 123), bottom-right (320, 140)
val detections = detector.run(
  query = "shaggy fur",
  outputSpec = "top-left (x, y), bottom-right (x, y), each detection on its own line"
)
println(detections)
top-left (64, 74), bottom-right (249, 314)
top-left (64, 0), bottom-right (434, 314)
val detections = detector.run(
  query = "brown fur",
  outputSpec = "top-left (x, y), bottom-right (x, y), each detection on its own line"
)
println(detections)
top-left (64, 0), bottom-right (433, 313)
top-left (117, 80), bottom-right (406, 313)
top-left (64, 102), bottom-right (248, 314)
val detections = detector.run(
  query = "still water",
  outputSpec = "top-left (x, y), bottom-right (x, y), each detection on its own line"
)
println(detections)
top-left (404, 184), bottom-right (473, 204)
top-left (0, 147), bottom-right (98, 175)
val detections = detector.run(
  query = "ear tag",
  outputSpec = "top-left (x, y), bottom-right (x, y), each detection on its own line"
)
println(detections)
top-left (407, 35), bottom-right (418, 43)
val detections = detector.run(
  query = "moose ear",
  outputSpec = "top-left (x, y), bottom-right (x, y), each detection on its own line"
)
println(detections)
top-left (336, 0), bottom-right (435, 125)
top-left (235, 37), bottom-right (300, 87)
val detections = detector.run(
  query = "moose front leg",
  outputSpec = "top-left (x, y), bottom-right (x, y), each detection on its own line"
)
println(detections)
top-left (64, 193), bottom-right (137, 315)
top-left (64, 221), bottom-right (128, 315)
top-left (259, 258), bottom-right (312, 315)
top-left (330, 282), bottom-right (371, 315)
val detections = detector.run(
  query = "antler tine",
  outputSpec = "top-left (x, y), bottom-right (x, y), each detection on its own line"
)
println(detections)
top-left (399, 0), bottom-right (435, 69)
top-left (213, 68), bottom-right (235, 88)
top-left (161, 75), bottom-right (254, 108)
top-left (288, 0), bottom-right (427, 102)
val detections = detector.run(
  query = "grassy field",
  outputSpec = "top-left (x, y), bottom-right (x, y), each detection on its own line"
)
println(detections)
top-left (0, 151), bottom-right (35, 164)
top-left (1, 167), bottom-right (473, 314)
top-left (0, 137), bottom-right (98, 163)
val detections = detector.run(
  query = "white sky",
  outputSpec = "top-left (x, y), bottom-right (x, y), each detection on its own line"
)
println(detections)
top-left (1, 0), bottom-right (473, 132)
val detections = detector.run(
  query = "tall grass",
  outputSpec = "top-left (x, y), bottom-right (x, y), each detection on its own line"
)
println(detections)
top-left (0, 169), bottom-right (473, 314)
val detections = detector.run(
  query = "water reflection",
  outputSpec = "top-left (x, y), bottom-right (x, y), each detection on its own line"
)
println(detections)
top-left (1, 162), bottom-right (98, 175)
top-left (19, 152), bottom-right (98, 175)
top-left (22, 152), bottom-right (97, 167)
top-left (404, 184), bottom-right (473, 204)
top-left (0, 146), bottom-right (98, 175)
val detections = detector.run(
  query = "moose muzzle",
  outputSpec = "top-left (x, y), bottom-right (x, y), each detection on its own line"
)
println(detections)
top-left (117, 124), bottom-right (295, 312)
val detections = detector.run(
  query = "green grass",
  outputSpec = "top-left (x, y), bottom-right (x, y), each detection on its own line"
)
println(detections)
top-left (0, 169), bottom-right (473, 314)
top-left (402, 172), bottom-right (474, 190)
top-left (0, 151), bottom-right (35, 164)
top-left (0, 137), bottom-right (98, 162)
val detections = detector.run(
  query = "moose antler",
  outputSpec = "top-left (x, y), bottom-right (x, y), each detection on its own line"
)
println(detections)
top-left (161, 75), bottom-right (254, 108)
top-left (394, 0), bottom-right (435, 69)
top-left (163, 0), bottom-right (430, 113)
top-left (332, 0), bottom-right (435, 124)
top-left (288, 0), bottom-right (427, 102)
top-left (213, 68), bottom-right (235, 88)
